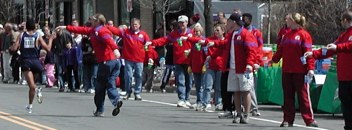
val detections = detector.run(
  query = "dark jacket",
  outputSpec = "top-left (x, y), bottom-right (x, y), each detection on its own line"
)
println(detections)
top-left (52, 30), bottom-right (74, 55)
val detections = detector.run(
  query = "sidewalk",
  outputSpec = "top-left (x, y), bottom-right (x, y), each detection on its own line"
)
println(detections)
top-left (149, 82), bottom-right (210, 96)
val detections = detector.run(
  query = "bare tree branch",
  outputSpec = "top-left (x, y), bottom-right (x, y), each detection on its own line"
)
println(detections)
top-left (136, 0), bottom-right (183, 36)
top-left (256, 0), bottom-right (346, 45)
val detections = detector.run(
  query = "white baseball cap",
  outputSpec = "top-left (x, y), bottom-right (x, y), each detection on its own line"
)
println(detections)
top-left (178, 15), bottom-right (188, 23)
top-left (0, 24), bottom-right (3, 29)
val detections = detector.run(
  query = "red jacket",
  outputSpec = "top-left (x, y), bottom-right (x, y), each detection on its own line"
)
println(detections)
top-left (144, 46), bottom-right (159, 66)
top-left (187, 36), bottom-right (206, 73)
top-left (272, 28), bottom-right (314, 73)
top-left (276, 26), bottom-right (291, 46)
top-left (247, 25), bottom-right (264, 65)
top-left (66, 25), bottom-right (118, 63)
top-left (215, 27), bottom-right (257, 73)
top-left (206, 36), bottom-right (226, 71)
top-left (106, 26), bottom-right (150, 63)
top-left (151, 28), bottom-right (193, 65)
top-left (312, 27), bottom-right (352, 81)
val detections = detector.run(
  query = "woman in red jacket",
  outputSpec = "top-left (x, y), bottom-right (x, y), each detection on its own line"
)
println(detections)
top-left (305, 11), bottom-right (352, 130)
top-left (183, 24), bottom-right (206, 111)
top-left (57, 13), bottom-right (123, 117)
top-left (272, 13), bottom-right (317, 127)
top-left (203, 24), bottom-right (227, 111)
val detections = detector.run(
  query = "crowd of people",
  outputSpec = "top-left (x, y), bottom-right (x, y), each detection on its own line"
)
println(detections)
top-left (1, 8), bottom-right (351, 130)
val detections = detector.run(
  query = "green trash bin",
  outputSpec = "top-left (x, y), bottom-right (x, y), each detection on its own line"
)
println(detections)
top-left (267, 67), bottom-right (283, 105)
top-left (317, 61), bottom-right (342, 114)
top-left (257, 67), bottom-right (277, 104)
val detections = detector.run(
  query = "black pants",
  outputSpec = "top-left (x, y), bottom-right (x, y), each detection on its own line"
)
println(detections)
top-left (66, 65), bottom-right (80, 90)
top-left (160, 65), bottom-right (174, 90)
top-left (118, 65), bottom-right (125, 91)
top-left (11, 53), bottom-right (20, 82)
top-left (221, 71), bottom-right (233, 112)
top-left (339, 81), bottom-right (352, 130)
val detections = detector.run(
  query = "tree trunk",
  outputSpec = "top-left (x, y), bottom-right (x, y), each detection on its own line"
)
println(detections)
top-left (204, 0), bottom-right (213, 37)
top-left (267, 0), bottom-right (271, 44)
top-left (163, 12), bottom-right (167, 36)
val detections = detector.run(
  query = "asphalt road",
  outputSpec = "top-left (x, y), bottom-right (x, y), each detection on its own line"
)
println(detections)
top-left (0, 83), bottom-right (344, 130)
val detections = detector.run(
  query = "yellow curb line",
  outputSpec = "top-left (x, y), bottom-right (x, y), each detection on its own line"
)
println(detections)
top-left (0, 111), bottom-right (57, 130)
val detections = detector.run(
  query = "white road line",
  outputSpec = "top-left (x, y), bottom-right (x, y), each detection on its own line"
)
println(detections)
top-left (142, 99), bottom-right (329, 130)
top-left (142, 99), bottom-right (177, 106)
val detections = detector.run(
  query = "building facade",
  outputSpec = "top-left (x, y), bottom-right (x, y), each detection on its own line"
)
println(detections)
top-left (12, 0), bottom-right (260, 38)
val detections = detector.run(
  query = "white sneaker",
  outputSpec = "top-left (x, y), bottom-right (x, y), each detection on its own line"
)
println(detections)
top-left (251, 110), bottom-right (261, 116)
top-left (185, 101), bottom-right (193, 108)
top-left (25, 105), bottom-right (32, 114)
top-left (203, 104), bottom-right (212, 112)
top-left (177, 100), bottom-right (186, 107)
top-left (233, 113), bottom-right (242, 123)
top-left (88, 89), bottom-right (95, 94)
top-left (215, 104), bottom-right (223, 111)
top-left (120, 91), bottom-right (127, 96)
top-left (36, 87), bottom-right (43, 104)
top-left (21, 80), bottom-right (28, 85)
top-left (240, 113), bottom-right (249, 124)
top-left (218, 111), bottom-right (233, 119)
top-left (78, 89), bottom-right (85, 93)
top-left (193, 103), bottom-right (203, 111)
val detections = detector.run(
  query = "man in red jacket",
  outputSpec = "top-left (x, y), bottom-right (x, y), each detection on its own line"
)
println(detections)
top-left (213, 13), bottom-right (257, 124)
top-left (106, 18), bottom-right (150, 100)
top-left (305, 11), bottom-right (352, 130)
top-left (57, 13), bottom-right (123, 117)
top-left (148, 15), bottom-right (194, 108)
top-left (242, 13), bottom-right (263, 116)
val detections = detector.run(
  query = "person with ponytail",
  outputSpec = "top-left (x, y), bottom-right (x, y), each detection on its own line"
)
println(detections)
top-left (272, 13), bottom-right (318, 127)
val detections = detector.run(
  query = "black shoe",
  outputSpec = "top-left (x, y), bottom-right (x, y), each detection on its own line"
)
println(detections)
top-left (112, 101), bottom-right (123, 116)
top-left (280, 121), bottom-right (293, 127)
top-left (307, 121), bottom-right (318, 127)
top-left (68, 89), bottom-right (77, 93)
top-left (59, 88), bottom-right (65, 92)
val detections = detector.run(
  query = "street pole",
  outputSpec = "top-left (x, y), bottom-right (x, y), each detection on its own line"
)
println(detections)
top-left (204, 0), bottom-right (213, 37)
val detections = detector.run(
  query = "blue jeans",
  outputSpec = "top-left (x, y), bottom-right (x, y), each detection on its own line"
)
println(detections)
top-left (83, 63), bottom-right (98, 91)
top-left (175, 64), bottom-right (192, 101)
top-left (203, 69), bottom-right (222, 105)
top-left (124, 60), bottom-right (143, 95)
top-left (94, 59), bottom-right (121, 112)
top-left (193, 73), bottom-right (204, 104)
top-left (54, 54), bottom-right (65, 89)
top-left (41, 71), bottom-right (47, 84)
